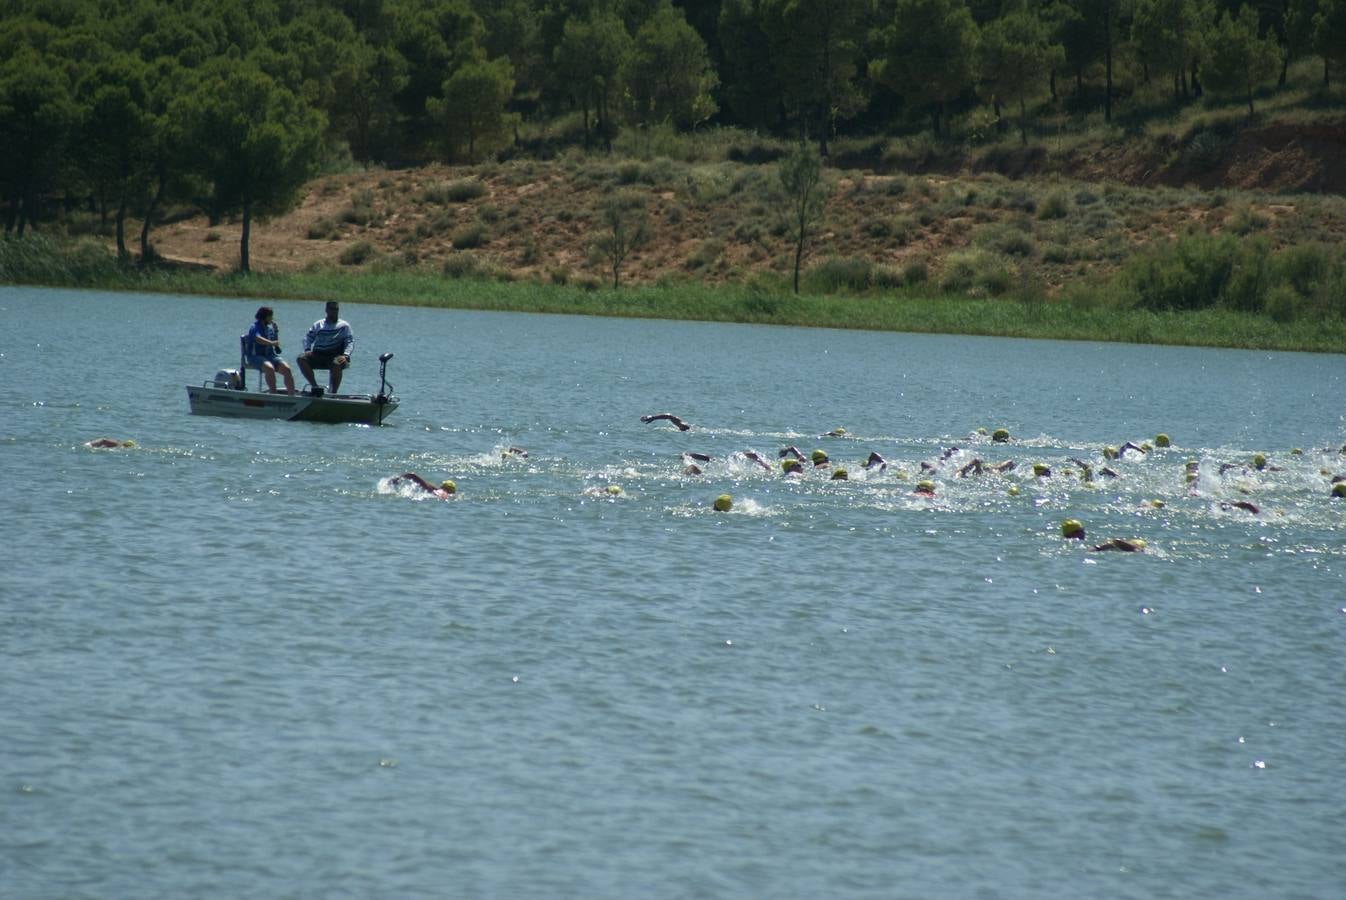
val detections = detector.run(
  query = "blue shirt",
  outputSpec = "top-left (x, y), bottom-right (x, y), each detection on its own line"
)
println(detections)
top-left (246, 321), bottom-right (279, 360)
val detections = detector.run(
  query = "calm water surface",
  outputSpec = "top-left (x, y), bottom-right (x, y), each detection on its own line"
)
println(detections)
top-left (3, 286), bottom-right (1345, 898)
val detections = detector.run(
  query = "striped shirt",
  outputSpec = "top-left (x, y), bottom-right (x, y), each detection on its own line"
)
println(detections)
top-left (303, 317), bottom-right (354, 356)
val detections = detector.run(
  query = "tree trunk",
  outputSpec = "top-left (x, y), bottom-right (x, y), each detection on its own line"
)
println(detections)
top-left (115, 196), bottom-right (128, 259)
top-left (240, 197), bottom-right (252, 275)
top-left (1018, 95), bottom-right (1028, 145)
top-left (792, 240), bottom-right (802, 294)
top-left (1104, 11), bottom-right (1113, 123)
top-left (140, 162), bottom-right (165, 265)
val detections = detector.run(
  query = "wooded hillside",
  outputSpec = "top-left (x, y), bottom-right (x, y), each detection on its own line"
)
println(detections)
top-left (4, 0), bottom-right (1345, 273)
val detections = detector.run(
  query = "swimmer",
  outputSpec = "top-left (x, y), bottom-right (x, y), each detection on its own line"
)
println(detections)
top-left (1117, 441), bottom-right (1147, 458)
top-left (641, 413), bottom-right (691, 431)
top-left (913, 480), bottom-right (936, 496)
top-left (683, 463), bottom-right (703, 475)
top-left (1090, 538), bottom-right (1147, 552)
top-left (958, 458), bottom-right (1016, 477)
top-left (823, 427), bottom-right (847, 437)
top-left (778, 445), bottom-right (804, 460)
top-left (85, 438), bottom-right (135, 449)
top-left (810, 449), bottom-right (830, 467)
top-left (389, 472), bottom-right (455, 499)
top-left (862, 451), bottom-right (887, 471)
top-left (1221, 500), bottom-right (1259, 514)
top-left (502, 446), bottom-right (528, 458)
top-left (781, 458), bottom-right (804, 475)
top-left (740, 451), bottom-right (773, 472)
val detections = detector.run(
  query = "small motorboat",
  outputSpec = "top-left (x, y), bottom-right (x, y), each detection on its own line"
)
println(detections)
top-left (187, 345), bottom-right (399, 425)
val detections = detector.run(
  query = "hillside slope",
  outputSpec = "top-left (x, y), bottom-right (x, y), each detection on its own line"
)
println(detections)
top-left (143, 121), bottom-right (1346, 292)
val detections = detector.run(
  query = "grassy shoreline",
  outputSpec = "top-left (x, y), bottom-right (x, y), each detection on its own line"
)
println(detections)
top-left (9, 257), bottom-right (1343, 354)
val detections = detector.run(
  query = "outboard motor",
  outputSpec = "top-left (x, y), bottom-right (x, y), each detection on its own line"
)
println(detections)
top-left (375, 353), bottom-right (395, 425)
top-left (213, 368), bottom-right (243, 389)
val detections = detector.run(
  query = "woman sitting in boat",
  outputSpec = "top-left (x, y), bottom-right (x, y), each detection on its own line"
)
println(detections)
top-left (246, 306), bottom-right (296, 395)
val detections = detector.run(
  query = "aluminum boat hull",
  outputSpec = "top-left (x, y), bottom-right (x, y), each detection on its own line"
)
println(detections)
top-left (186, 384), bottom-right (398, 425)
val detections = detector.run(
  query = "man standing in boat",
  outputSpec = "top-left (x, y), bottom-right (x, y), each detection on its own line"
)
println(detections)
top-left (297, 301), bottom-right (354, 395)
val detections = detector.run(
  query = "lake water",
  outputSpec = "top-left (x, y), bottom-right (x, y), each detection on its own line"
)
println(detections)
top-left (3, 285), bottom-right (1344, 898)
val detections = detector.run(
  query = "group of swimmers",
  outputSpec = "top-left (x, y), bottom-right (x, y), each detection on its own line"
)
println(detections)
top-left (89, 413), bottom-right (1346, 545)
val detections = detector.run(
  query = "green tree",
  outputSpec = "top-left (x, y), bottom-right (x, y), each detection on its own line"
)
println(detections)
top-left (330, 38), bottom-right (409, 163)
top-left (761, 0), bottom-right (867, 155)
top-left (73, 53), bottom-right (155, 258)
top-left (980, 7), bottom-right (1062, 143)
top-left (176, 61), bottom-right (326, 273)
top-left (1281, 0), bottom-right (1321, 85)
top-left (872, 0), bottom-right (979, 136)
top-left (1202, 4), bottom-right (1281, 113)
top-left (553, 9), bottom-right (632, 150)
top-left (427, 53), bottom-right (517, 162)
top-left (625, 0), bottom-right (719, 130)
top-left (592, 191), bottom-right (649, 288)
top-left (0, 47), bottom-right (75, 235)
top-left (1132, 0), bottom-right (1210, 97)
top-left (136, 57), bottom-right (193, 264)
top-left (389, 0), bottom-right (485, 147)
top-left (776, 143), bottom-right (827, 294)
top-left (1313, 0), bottom-right (1346, 87)
top-left (717, 0), bottom-right (784, 130)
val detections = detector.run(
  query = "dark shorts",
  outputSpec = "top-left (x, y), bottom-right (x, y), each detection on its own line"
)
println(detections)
top-left (304, 349), bottom-right (348, 369)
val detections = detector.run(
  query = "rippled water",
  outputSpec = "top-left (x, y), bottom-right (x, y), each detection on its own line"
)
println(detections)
top-left (3, 286), bottom-right (1345, 898)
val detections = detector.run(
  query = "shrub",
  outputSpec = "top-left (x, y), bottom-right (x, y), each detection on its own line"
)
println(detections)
top-left (339, 204), bottom-right (372, 226)
top-left (203, 231), bottom-right (221, 243)
top-left (863, 218), bottom-right (891, 239)
top-left (1223, 239), bottom-right (1272, 312)
top-left (1228, 205), bottom-right (1270, 235)
top-left (686, 238), bottom-right (724, 270)
top-left (1183, 130), bottom-right (1229, 172)
top-left (1037, 191), bottom-right (1070, 220)
top-left (451, 222), bottom-right (489, 249)
top-left (732, 220), bottom-right (766, 244)
top-left (1042, 243), bottom-right (1073, 264)
top-left (338, 240), bottom-right (376, 265)
top-left (307, 217), bottom-right (340, 240)
top-left (903, 258), bottom-right (929, 284)
top-left (1264, 284), bottom-right (1301, 323)
top-left (618, 161), bottom-right (644, 184)
top-left (1127, 233), bottom-right (1238, 310)
top-left (0, 234), bottom-right (123, 284)
top-left (872, 265), bottom-right (904, 289)
top-left (974, 222), bottom-right (1036, 257)
top-left (424, 179), bottom-right (486, 203)
top-left (940, 249), bottom-right (1012, 296)
top-left (442, 253), bottom-right (482, 279)
top-left (803, 256), bottom-right (873, 294)
top-left (883, 175), bottom-right (908, 196)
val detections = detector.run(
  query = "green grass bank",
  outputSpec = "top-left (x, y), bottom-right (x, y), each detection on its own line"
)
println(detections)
top-left (4, 234), bottom-right (1343, 354)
